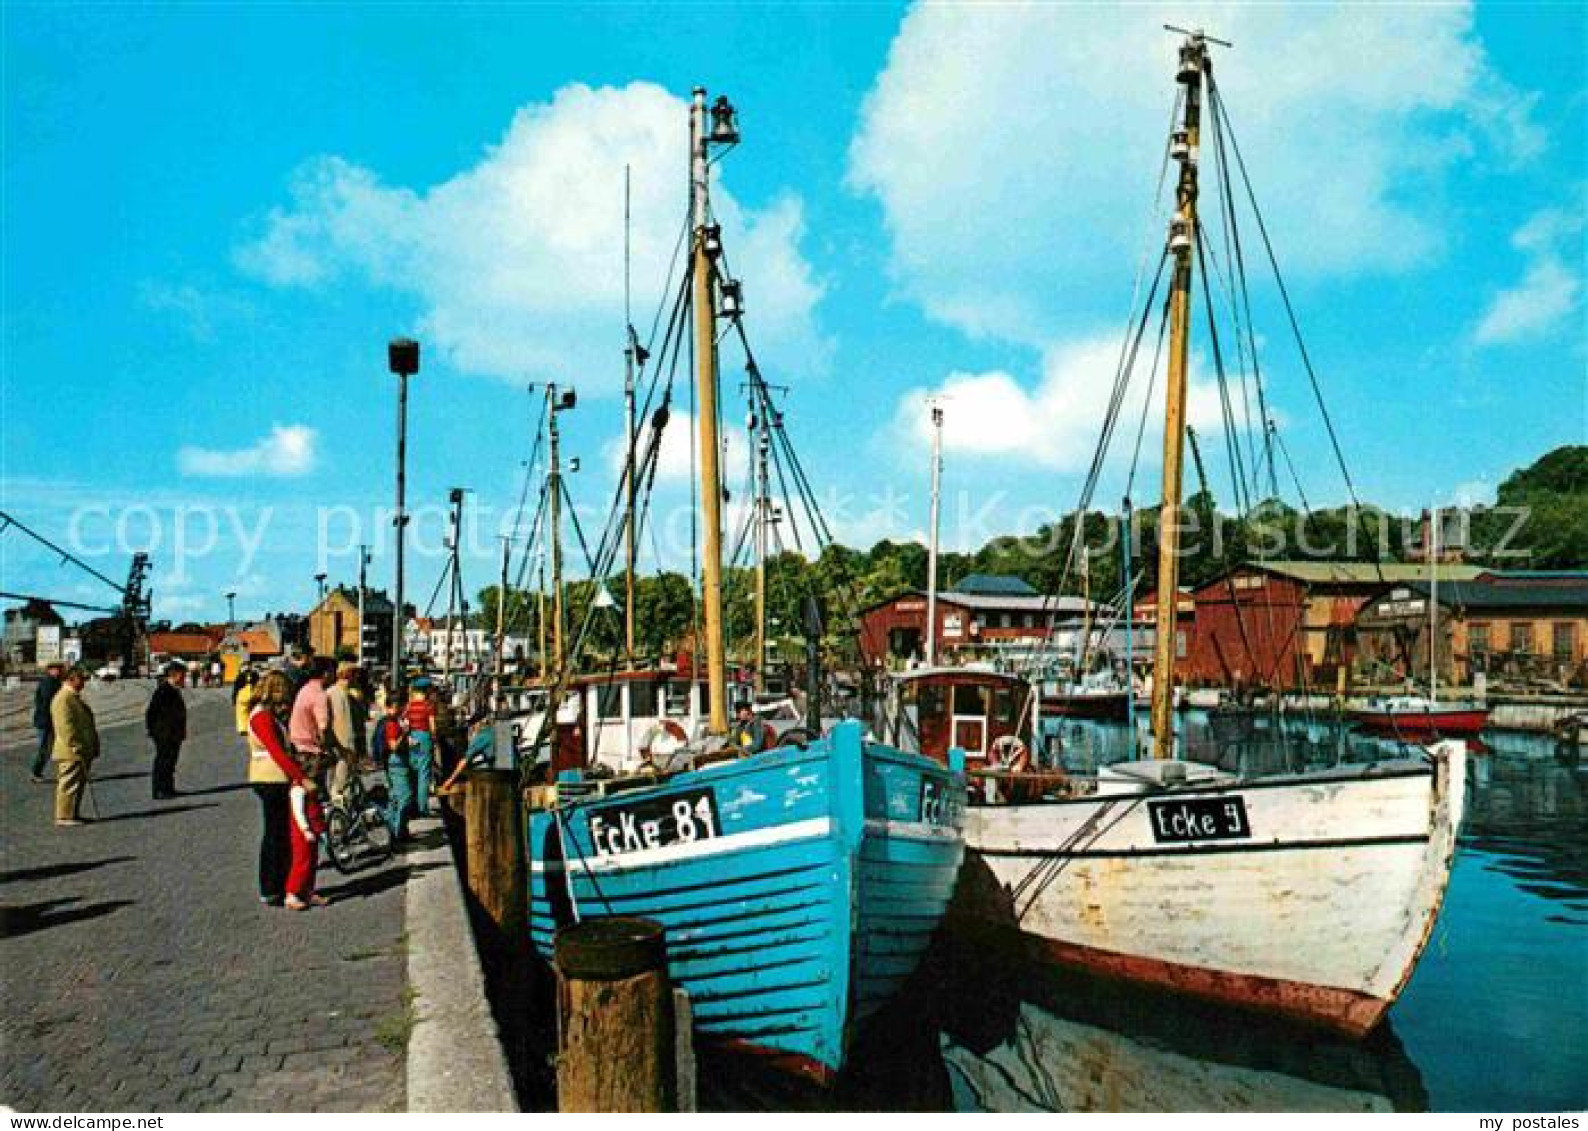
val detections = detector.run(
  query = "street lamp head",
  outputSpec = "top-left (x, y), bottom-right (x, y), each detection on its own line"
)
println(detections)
top-left (388, 337), bottom-right (420, 376)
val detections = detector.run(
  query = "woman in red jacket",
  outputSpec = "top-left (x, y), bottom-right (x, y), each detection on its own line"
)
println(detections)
top-left (247, 670), bottom-right (311, 906)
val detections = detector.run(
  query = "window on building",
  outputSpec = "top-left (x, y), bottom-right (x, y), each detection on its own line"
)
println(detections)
top-left (1176, 630), bottom-right (1187, 659)
top-left (1469, 623), bottom-right (1490, 655)
top-left (1510, 622), bottom-right (1533, 654)
top-left (1553, 622), bottom-right (1576, 661)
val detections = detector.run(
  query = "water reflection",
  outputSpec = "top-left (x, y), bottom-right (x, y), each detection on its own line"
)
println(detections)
top-left (699, 718), bottom-right (1586, 1112)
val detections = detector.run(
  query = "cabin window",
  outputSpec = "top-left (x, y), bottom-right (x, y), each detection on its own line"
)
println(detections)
top-left (594, 682), bottom-right (622, 721)
top-left (629, 682), bottom-right (659, 718)
top-left (1469, 623), bottom-right (1490, 655)
top-left (1510, 622), bottom-right (1533, 654)
top-left (664, 681), bottom-right (691, 717)
top-left (1553, 622), bottom-right (1576, 661)
top-left (991, 686), bottom-right (1016, 727)
top-left (918, 683), bottom-right (946, 721)
top-left (952, 683), bottom-right (989, 717)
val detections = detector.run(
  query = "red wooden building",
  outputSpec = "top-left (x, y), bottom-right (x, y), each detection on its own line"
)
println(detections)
top-left (856, 574), bottom-right (1091, 668)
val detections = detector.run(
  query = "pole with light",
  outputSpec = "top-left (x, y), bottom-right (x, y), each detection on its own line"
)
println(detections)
top-left (389, 337), bottom-right (420, 689)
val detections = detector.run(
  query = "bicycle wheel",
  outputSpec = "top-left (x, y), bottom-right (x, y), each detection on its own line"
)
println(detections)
top-left (361, 805), bottom-right (394, 864)
top-left (325, 808), bottom-right (359, 874)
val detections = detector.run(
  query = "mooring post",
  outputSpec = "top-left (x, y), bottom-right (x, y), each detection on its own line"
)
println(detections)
top-left (464, 769), bottom-right (525, 954)
top-left (554, 917), bottom-right (676, 1112)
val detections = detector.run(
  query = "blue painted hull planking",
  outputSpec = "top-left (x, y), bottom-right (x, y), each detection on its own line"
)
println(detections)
top-left (526, 720), bottom-right (966, 1082)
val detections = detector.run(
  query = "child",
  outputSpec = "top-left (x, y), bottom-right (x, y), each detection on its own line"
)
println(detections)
top-left (286, 752), bottom-right (330, 910)
top-left (374, 697), bottom-right (414, 840)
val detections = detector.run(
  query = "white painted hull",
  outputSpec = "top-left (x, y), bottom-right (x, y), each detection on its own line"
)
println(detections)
top-left (957, 742), bottom-right (1467, 1034)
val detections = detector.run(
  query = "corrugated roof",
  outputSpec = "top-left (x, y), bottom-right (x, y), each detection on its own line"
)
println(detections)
top-left (941, 592), bottom-right (1093, 614)
top-left (1252, 560), bottom-right (1486, 585)
top-left (1406, 580), bottom-right (1588, 610)
top-left (950, 573), bottom-right (1039, 597)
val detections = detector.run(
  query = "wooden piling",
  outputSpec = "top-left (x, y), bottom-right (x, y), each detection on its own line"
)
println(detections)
top-left (554, 917), bottom-right (676, 1112)
top-left (463, 769), bottom-right (525, 953)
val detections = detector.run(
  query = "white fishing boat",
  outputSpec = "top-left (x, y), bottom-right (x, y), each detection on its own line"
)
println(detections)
top-left (944, 30), bottom-right (1468, 1037)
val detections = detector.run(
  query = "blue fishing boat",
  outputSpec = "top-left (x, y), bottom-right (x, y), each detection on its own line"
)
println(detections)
top-left (526, 720), bottom-right (966, 1082)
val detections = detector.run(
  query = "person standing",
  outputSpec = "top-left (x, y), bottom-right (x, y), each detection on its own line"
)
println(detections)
top-left (50, 665), bottom-right (99, 827)
top-left (146, 661), bottom-right (189, 799)
top-left (325, 662), bottom-right (361, 801)
top-left (372, 696), bottom-right (414, 840)
top-left (289, 657), bottom-right (333, 785)
top-left (233, 668), bottom-right (258, 738)
top-left (403, 680), bottom-right (437, 817)
top-left (247, 670), bottom-right (309, 906)
top-left (285, 645), bottom-right (314, 694)
top-left (30, 661), bottom-right (64, 783)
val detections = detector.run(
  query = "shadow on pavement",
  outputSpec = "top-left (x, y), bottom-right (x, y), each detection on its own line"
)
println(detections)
top-left (0, 897), bottom-right (135, 939)
top-left (320, 861), bottom-right (440, 903)
top-left (92, 803), bottom-right (217, 823)
top-left (0, 856), bottom-right (136, 885)
top-left (87, 771), bottom-right (150, 783)
top-left (179, 783), bottom-right (253, 798)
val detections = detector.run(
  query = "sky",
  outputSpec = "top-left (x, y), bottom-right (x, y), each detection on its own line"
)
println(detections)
top-left (2, 2), bottom-right (1584, 625)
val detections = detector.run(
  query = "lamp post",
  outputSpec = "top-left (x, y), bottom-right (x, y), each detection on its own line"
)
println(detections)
top-left (389, 337), bottom-right (420, 690)
top-left (224, 591), bottom-right (236, 627)
top-left (314, 573), bottom-right (328, 601)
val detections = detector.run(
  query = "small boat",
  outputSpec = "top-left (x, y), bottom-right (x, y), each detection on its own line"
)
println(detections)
top-left (1040, 670), bottom-right (1132, 722)
top-left (522, 87), bottom-right (965, 1083)
top-left (930, 30), bottom-right (1468, 1040)
top-left (1347, 695), bottom-right (1489, 739)
top-left (528, 720), bottom-right (965, 1082)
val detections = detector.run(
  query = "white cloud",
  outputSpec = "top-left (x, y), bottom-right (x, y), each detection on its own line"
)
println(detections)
top-left (178, 424), bottom-right (318, 478)
top-left (603, 409), bottom-right (748, 487)
top-left (890, 334), bottom-right (1258, 474)
top-left (1473, 205), bottom-right (1584, 345)
top-left (236, 82), bottom-right (829, 389)
top-left (849, 3), bottom-right (1543, 346)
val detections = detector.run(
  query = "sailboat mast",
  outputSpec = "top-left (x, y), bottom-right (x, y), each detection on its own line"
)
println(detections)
top-left (1150, 32), bottom-right (1207, 761)
top-left (548, 386), bottom-right (566, 678)
top-left (925, 401), bottom-right (944, 667)
top-left (692, 87), bottom-right (730, 733)
top-left (624, 166), bottom-right (638, 665)
top-left (1429, 506), bottom-right (1440, 704)
top-left (753, 411), bottom-right (769, 693)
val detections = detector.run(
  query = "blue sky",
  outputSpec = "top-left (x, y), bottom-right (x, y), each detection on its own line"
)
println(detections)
top-left (2, 2), bottom-right (1583, 624)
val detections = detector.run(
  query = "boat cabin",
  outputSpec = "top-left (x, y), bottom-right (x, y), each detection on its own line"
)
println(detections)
top-left (876, 666), bottom-right (1032, 773)
top-left (504, 668), bottom-right (802, 777)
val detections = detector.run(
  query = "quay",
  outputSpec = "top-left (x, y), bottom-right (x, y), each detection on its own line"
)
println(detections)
top-left (0, 683), bottom-right (513, 1112)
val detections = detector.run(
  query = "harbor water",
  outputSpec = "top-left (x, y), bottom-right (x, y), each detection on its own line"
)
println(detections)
top-left (701, 713), bottom-right (1587, 1112)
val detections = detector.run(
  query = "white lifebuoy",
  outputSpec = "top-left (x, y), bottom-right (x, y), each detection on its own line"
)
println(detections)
top-left (639, 718), bottom-right (690, 763)
top-left (989, 735), bottom-right (1030, 774)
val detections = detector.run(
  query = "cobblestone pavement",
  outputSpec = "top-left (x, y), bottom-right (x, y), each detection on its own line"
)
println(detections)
top-left (0, 690), bottom-right (412, 1112)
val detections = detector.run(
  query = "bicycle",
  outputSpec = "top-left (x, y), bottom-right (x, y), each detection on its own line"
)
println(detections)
top-left (324, 770), bottom-right (394, 874)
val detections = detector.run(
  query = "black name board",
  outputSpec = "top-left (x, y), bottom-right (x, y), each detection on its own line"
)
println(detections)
top-left (587, 787), bottom-right (721, 857)
top-left (1147, 796), bottom-right (1251, 843)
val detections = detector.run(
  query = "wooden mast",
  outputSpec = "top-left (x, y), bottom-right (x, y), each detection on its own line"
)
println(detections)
top-left (753, 411), bottom-right (769, 693)
top-left (1150, 32), bottom-right (1207, 761)
top-left (925, 401), bottom-right (943, 667)
top-left (548, 384), bottom-right (566, 679)
top-left (692, 87), bottom-right (729, 734)
top-left (623, 165), bottom-right (638, 665)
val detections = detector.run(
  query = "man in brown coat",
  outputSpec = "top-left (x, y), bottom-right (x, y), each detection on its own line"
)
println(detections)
top-left (51, 665), bottom-right (100, 826)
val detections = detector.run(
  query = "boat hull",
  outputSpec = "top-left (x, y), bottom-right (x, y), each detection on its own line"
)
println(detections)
top-left (1040, 692), bottom-right (1132, 722)
top-left (527, 720), bottom-right (965, 1081)
top-left (1347, 708), bottom-right (1488, 739)
top-left (952, 744), bottom-right (1466, 1036)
